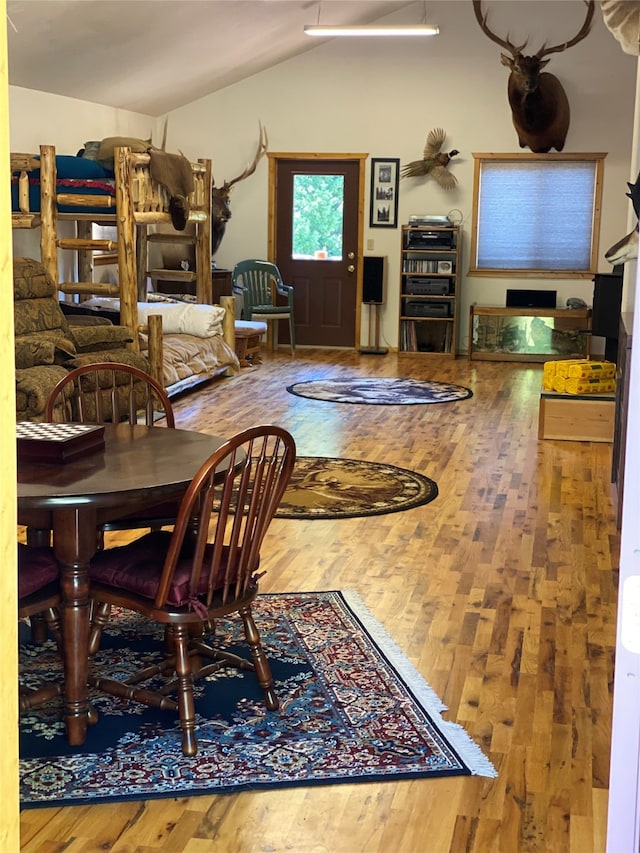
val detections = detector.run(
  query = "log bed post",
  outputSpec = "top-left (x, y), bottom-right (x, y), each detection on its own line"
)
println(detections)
top-left (39, 145), bottom-right (58, 288)
top-left (114, 147), bottom-right (139, 351)
top-left (136, 223), bottom-right (148, 302)
top-left (196, 158), bottom-right (213, 305)
top-left (220, 295), bottom-right (236, 354)
top-left (146, 314), bottom-right (164, 389)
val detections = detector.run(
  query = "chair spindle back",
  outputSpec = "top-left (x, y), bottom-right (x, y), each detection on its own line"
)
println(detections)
top-left (44, 362), bottom-right (175, 427)
top-left (156, 425), bottom-right (296, 609)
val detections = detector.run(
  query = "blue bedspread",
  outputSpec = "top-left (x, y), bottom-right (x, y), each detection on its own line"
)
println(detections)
top-left (11, 154), bottom-right (116, 214)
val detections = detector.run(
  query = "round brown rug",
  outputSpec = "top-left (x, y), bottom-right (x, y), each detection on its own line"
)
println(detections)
top-left (277, 456), bottom-right (438, 519)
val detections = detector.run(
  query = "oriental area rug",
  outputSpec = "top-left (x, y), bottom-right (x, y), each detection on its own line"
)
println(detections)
top-left (286, 377), bottom-right (473, 405)
top-left (277, 457), bottom-right (438, 519)
top-left (19, 591), bottom-right (496, 808)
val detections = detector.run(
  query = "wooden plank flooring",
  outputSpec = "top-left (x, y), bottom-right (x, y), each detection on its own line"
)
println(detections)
top-left (19, 349), bottom-right (618, 852)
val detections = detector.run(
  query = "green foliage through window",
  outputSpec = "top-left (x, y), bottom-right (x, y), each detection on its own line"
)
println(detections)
top-left (292, 174), bottom-right (344, 260)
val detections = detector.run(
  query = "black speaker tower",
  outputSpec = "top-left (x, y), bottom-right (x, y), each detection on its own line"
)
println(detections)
top-left (362, 256), bottom-right (384, 304)
top-left (592, 266), bottom-right (623, 362)
top-left (360, 256), bottom-right (388, 354)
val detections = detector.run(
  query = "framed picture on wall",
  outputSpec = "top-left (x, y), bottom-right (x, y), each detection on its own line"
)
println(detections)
top-left (370, 158), bottom-right (400, 228)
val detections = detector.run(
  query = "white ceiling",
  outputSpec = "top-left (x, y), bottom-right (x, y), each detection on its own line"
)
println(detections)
top-left (6, 0), bottom-right (417, 116)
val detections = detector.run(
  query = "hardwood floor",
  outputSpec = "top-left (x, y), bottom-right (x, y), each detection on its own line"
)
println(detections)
top-left (19, 349), bottom-right (618, 853)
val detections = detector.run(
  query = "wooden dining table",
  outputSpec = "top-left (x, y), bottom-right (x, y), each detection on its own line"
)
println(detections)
top-left (17, 423), bottom-right (229, 746)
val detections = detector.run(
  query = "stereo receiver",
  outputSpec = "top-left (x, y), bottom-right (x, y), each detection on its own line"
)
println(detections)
top-left (406, 277), bottom-right (449, 296)
top-left (405, 301), bottom-right (451, 318)
top-left (405, 230), bottom-right (454, 250)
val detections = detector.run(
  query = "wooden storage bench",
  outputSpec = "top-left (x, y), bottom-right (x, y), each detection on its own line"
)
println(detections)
top-left (538, 390), bottom-right (616, 442)
top-left (234, 320), bottom-right (267, 367)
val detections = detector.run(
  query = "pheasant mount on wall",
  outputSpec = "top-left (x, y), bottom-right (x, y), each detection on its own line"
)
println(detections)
top-left (401, 128), bottom-right (459, 190)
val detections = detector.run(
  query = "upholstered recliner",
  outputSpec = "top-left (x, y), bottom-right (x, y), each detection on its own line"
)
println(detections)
top-left (14, 257), bottom-right (150, 421)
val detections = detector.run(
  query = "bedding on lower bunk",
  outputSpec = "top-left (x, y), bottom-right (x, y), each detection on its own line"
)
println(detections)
top-left (11, 155), bottom-right (116, 214)
top-left (71, 296), bottom-right (240, 393)
top-left (141, 332), bottom-right (239, 393)
top-left (80, 296), bottom-right (226, 336)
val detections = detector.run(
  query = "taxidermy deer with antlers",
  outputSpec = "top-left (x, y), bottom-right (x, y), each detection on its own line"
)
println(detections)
top-left (605, 172), bottom-right (640, 265)
top-left (472, 0), bottom-right (595, 153)
top-left (211, 122), bottom-right (268, 255)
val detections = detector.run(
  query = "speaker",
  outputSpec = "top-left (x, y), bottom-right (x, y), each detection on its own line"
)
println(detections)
top-left (592, 273), bottom-right (623, 339)
top-left (506, 288), bottom-right (557, 308)
top-left (362, 256), bottom-right (385, 304)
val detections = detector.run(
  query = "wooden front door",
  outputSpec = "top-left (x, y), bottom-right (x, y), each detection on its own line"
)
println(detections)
top-left (269, 155), bottom-right (365, 348)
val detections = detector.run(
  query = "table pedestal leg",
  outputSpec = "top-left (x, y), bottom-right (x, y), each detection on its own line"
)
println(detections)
top-left (53, 506), bottom-right (97, 746)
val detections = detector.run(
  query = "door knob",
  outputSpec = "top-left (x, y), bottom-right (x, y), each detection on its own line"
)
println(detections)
top-left (347, 265), bottom-right (355, 273)
top-left (348, 252), bottom-right (355, 259)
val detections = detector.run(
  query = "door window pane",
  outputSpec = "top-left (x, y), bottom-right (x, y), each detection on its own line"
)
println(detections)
top-left (292, 174), bottom-right (344, 260)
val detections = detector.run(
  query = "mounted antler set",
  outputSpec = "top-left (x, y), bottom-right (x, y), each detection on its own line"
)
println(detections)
top-left (605, 173), bottom-right (640, 265)
top-left (211, 122), bottom-right (268, 255)
top-left (472, 0), bottom-right (595, 153)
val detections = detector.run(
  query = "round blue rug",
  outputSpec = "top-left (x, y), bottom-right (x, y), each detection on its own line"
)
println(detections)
top-left (286, 377), bottom-right (473, 405)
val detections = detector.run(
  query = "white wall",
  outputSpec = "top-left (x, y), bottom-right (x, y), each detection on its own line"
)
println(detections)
top-left (8, 86), bottom-right (156, 152)
top-left (9, 87), bottom-right (155, 267)
top-left (9, 1), bottom-right (638, 350)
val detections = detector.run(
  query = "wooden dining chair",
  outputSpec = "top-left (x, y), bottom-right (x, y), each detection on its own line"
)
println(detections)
top-left (23, 361), bottom-right (180, 647)
top-left (44, 361), bottom-right (178, 540)
top-left (86, 424), bottom-right (296, 756)
top-left (45, 361), bottom-right (175, 428)
top-left (17, 543), bottom-right (63, 712)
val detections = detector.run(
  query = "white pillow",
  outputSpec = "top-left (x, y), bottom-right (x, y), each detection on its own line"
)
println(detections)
top-left (137, 302), bottom-right (226, 337)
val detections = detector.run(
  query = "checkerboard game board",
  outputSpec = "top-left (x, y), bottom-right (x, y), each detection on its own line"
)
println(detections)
top-left (17, 421), bottom-right (105, 463)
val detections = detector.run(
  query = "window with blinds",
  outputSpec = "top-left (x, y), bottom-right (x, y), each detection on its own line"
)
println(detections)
top-left (470, 153), bottom-right (605, 278)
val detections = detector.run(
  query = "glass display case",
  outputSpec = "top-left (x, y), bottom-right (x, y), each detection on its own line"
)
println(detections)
top-left (468, 306), bottom-right (592, 362)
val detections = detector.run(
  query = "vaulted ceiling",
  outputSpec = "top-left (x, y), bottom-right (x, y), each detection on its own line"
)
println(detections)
top-left (7, 0), bottom-right (417, 115)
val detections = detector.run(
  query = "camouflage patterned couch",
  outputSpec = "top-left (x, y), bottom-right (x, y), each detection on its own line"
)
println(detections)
top-left (14, 257), bottom-right (150, 422)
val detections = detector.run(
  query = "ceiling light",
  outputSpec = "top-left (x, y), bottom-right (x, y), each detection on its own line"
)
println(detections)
top-left (304, 24), bottom-right (439, 37)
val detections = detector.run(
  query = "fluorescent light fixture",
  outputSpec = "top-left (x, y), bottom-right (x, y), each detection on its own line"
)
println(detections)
top-left (304, 24), bottom-right (439, 37)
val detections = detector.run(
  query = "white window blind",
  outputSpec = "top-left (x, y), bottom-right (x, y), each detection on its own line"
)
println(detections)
top-left (471, 155), bottom-right (604, 276)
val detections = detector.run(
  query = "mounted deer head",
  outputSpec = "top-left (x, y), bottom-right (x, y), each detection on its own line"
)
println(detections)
top-left (211, 122), bottom-right (268, 255)
top-left (472, 0), bottom-right (595, 153)
top-left (605, 172), bottom-right (640, 265)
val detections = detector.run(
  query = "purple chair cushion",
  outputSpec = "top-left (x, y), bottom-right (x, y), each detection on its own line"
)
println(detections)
top-left (18, 543), bottom-right (60, 599)
top-left (89, 531), bottom-right (250, 608)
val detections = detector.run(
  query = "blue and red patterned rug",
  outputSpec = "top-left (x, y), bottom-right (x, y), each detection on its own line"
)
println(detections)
top-left (19, 591), bottom-right (496, 808)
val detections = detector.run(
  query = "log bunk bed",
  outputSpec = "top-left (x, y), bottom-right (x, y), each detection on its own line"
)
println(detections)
top-left (11, 144), bottom-right (239, 397)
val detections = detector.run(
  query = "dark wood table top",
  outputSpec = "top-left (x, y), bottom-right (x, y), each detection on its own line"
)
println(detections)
top-left (17, 423), bottom-right (226, 514)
